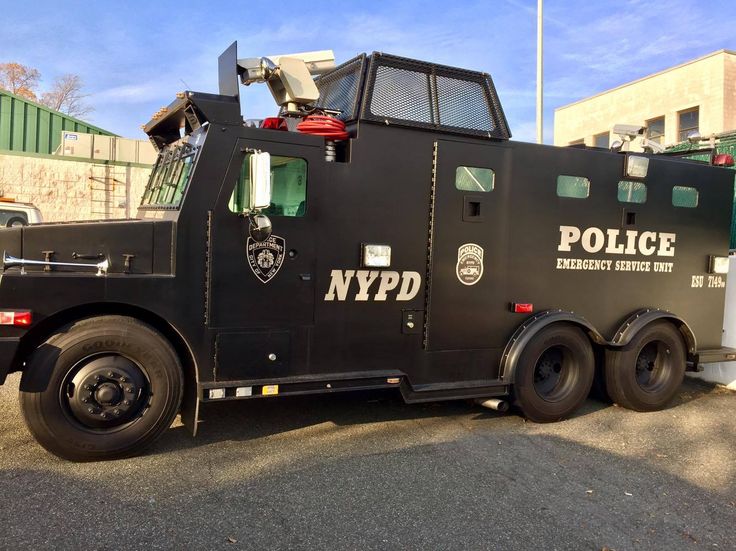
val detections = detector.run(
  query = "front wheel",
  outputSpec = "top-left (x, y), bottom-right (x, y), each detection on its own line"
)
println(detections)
top-left (20, 315), bottom-right (183, 461)
top-left (604, 321), bottom-right (686, 411)
top-left (513, 323), bottom-right (595, 423)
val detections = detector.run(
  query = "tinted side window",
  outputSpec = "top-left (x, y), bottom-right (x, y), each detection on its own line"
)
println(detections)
top-left (618, 180), bottom-right (647, 203)
top-left (230, 155), bottom-right (307, 217)
top-left (672, 186), bottom-right (698, 208)
top-left (557, 175), bottom-right (590, 199)
top-left (455, 166), bottom-right (494, 192)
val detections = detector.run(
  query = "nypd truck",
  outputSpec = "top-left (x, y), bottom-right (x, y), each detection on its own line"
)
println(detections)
top-left (0, 42), bottom-right (734, 461)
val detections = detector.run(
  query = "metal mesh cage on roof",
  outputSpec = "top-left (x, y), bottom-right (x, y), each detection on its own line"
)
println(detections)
top-left (314, 54), bottom-right (366, 121)
top-left (360, 53), bottom-right (511, 139)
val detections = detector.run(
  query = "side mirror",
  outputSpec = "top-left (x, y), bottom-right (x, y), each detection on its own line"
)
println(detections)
top-left (249, 151), bottom-right (272, 210)
top-left (248, 213), bottom-right (272, 242)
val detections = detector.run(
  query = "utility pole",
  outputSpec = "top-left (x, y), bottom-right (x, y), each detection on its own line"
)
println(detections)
top-left (536, 0), bottom-right (544, 144)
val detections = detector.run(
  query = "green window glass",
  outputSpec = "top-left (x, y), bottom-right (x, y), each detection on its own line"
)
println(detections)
top-left (230, 155), bottom-right (307, 216)
top-left (141, 143), bottom-right (197, 208)
top-left (557, 175), bottom-right (590, 199)
top-left (618, 180), bottom-right (647, 203)
top-left (455, 166), bottom-right (495, 192)
top-left (672, 186), bottom-right (698, 208)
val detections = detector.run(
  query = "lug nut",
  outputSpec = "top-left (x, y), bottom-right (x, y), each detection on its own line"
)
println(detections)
top-left (100, 412), bottom-right (108, 419)
top-left (84, 384), bottom-right (93, 390)
top-left (113, 409), bottom-right (121, 416)
top-left (87, 407), bottom-right (95, 413)
top-left (107, 372), bottom-right (114, 377)
top-left (82, 398), bottom-right (89, 403)
top-left (120, 377), bottom-right (127, 383)
top-left (95, 375), bottom-right (102, 381)
top-left (126, 387), bottom-right (133, 393)
top-left (123, 400), bottom-right (130, 406)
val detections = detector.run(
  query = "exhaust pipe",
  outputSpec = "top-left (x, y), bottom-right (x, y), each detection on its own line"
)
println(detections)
top-left (475, 398), bottom-right (510, 413)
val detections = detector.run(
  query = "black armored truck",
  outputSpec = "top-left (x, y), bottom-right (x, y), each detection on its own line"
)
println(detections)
top-left (0, 42), bottom-right (734, 460)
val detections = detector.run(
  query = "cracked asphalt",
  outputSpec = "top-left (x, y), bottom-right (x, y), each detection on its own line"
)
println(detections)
top-left (0, 373), bottom-right (734, 550)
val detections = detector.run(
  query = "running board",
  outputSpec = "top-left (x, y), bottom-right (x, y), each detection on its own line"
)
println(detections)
top-left (692, 347), bottom-right (736, 370)
top-left (401, 379), bottom-right (510, 403)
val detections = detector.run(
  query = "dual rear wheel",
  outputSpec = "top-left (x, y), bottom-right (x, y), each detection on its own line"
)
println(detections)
top-left (513, 321), bottom-right (686, 422)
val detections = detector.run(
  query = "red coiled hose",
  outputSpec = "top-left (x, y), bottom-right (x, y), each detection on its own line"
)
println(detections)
top-left (296, 115), bottom-right (349, 140)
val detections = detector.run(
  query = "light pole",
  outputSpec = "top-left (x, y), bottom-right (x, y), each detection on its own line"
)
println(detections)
top-left (536, 0), bottom-right (544, 144)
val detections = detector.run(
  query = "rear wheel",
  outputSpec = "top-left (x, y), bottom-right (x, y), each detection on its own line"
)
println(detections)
top-left (6, 216), bottom-right (26, 227)
top-left (20, 315), bottom-right (183, 461)
top-left (513, 323), bottom-right (595, 422)
top-left (604, 321), bottom-right (686, 411)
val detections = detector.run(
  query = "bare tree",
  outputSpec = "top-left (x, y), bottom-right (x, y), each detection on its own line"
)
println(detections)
top-left (0, 62), bottom-right (41, 100)
top-left (40, 74), bottom-right (93, 118)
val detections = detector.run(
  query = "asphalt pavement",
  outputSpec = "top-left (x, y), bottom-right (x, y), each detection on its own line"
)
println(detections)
top-left (0, 372), bottom-right (734, 550)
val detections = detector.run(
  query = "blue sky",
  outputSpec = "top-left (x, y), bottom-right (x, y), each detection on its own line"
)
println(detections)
top-left (2, 0), bottom-right (735, 143)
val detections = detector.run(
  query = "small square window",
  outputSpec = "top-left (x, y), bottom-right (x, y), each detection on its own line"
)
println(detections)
top-left (647, 117), bottom-right (665, 145)
top-left (678, 108), bottom-right (699, 142)
top-left (672, 186), bottom-right (699, 208)
top-left (594, 132), bottom-right (609, 149)
top-left (557, 175), bottom-right (590, 199)
top-left (455, 166), bottom-right (494, 192)
top-left (618, 180), bottom-right (647, 203)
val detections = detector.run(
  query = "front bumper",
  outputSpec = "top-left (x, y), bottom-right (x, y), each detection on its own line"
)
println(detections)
top-left (0, 337), bottom-right (21, 384)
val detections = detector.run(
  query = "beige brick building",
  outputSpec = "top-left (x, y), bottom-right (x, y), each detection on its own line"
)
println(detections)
top-left (554, 50), bottom-right (736, 149)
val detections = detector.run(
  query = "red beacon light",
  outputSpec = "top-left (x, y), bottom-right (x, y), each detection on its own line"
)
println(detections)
top-left (713, 153), bottom-right (735, 167)
top-left (511, 303), bottom-right (534, 314)
top-left (260, 117), bottom-right (288, 131)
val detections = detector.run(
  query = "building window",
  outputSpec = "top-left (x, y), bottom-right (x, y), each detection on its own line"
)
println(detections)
top-left (557, 175), bottom-right (590, 199)
top-left (678, 108), bottom-right (699, 142)
top-left (618, 181), bottom-right (647, 203)
top-left (672, 186), bottom-right (699, 208)
top-left (593, 132), bottom-right (609, 149)
top-left (455, 166), bottom-right (494, 192)
top-left (646, 117), bottom-right (665, 145)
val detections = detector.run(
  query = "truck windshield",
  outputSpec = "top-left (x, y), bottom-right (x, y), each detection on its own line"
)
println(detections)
top-left (140, 142), bottom-right (198, 208)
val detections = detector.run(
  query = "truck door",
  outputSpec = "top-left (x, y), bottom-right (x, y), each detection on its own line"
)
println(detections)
top-left (208, 138), bottom-right (321, 330)
top-left (426, 139), bottom-right (512, 351)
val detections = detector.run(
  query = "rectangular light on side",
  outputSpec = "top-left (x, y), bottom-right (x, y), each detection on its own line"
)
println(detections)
top-left (709, 255), bottom-right (730, 274)
top-left (0, 311), bottom-right (32, 326)
top-left (625, 155), bottom-right (649, 179)
top-left (208, 388), bottom-right (226, 400)
top-left (362, 244), bottom-right (391, 268)
top-left (235, 386), bottom-right (252, 397)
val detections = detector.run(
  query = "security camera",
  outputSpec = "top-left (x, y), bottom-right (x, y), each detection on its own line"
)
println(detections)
top-left (613, 124), bottom-right (646, 141)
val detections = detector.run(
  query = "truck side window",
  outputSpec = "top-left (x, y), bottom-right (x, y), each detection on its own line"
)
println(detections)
top-left (672, 186), bottom-right (698, 208)
top-left (455, 166), bottom-right (494, 192)
top-left (618, 180), bottom-right (647, 203)
top-left (229, 154), bottom-right (307, 216)
top-left (557, 175), bottom-right (590, 199)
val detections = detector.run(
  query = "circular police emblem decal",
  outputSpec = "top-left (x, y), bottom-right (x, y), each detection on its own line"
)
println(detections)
top-left (456, 243), bottom-right (484, 285)
top-left (247, 235), bottom-right (285, 283)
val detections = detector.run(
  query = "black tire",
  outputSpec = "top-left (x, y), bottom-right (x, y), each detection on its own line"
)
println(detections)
top-left (513, 323), bottom-right (595, 423)
top-left (604, 321), bottom-right (685, 412)
top-left (20, 315), bottom-right (183, 461)
top-left (6, 216), bottom-right (26, 227)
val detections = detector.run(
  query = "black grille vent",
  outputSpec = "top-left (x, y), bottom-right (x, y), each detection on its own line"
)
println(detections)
top-left (314, 54), bottom-right (366, 121)
top-left (360, 53), bottom-right (510, 139)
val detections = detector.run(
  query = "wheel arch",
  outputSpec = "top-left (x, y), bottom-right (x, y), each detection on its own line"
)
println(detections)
top-left (500, 310), bottom-right (606, 383)
top-left (610, 308), bottom-right (696, 357)
top-left (15, 303), bottom-right (199, 415)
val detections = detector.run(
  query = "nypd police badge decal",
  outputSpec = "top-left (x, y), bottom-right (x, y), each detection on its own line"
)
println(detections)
top-left (456, 243), bottom-right (484, 285)
top-left (247, 235), bottom-right (285, 283)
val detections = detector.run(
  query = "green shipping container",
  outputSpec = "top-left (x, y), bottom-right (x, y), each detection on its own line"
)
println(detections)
top-left (0, 89), bottom-right (114, 155)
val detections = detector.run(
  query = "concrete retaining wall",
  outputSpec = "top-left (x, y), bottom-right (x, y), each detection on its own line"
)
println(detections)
top-left (0, 153), bottom-right (151, 222)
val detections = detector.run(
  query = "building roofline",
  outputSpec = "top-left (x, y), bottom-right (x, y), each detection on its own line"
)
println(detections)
top-left (0, 88), bottom-right (115, 136)
top-left (555, 49), bottom-right (736, 112)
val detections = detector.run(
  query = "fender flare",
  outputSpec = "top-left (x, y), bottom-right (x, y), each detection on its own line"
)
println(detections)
top-left (499, 310), bottom-right (606, 383)
top-left (610, 308), bottom-right (697, 355)
top-left (500, 308), bottom-right (697, 384)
